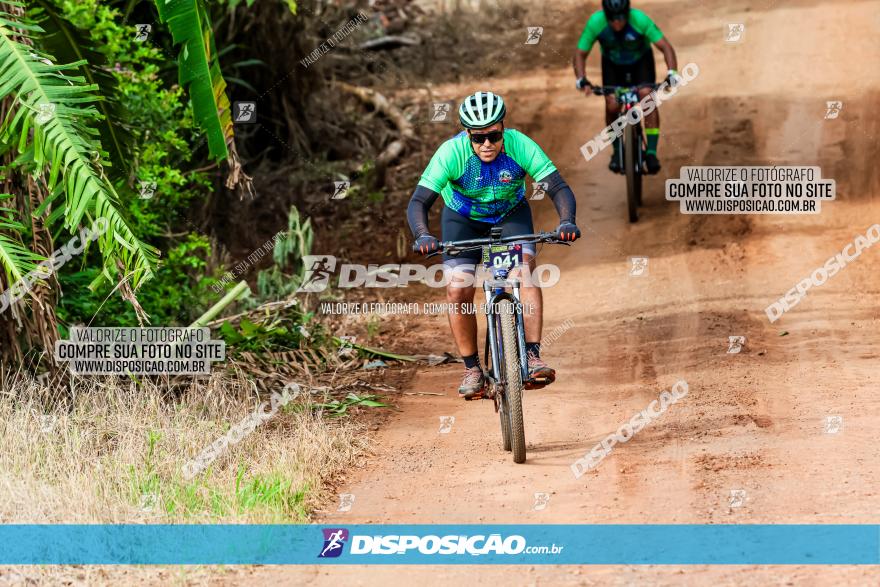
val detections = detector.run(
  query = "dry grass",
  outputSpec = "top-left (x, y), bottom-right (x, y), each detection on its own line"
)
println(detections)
top-left (0, 369), bottom-right (380, 584)
top-left (0, 371), bottom-right (370, 524)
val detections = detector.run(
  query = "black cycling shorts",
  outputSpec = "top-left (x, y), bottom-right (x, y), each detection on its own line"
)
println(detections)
top-left (441, 199), bottom-right (535, 268)
top-left (601, 50), bottom-right (656, 86)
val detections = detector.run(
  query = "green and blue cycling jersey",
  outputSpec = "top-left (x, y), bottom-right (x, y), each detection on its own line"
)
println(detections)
top-left (417, 128), bottom-right (556, 223)
top-left (577, 8), bottom-right (664, 65)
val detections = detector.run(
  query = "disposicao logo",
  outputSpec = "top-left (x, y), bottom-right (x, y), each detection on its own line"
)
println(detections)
top-left (315, 531), bottom-right (564, 557)
top-left (349, 534), bottom-right (528, 555)
top-left (318, 528), bottom-right (349, 558)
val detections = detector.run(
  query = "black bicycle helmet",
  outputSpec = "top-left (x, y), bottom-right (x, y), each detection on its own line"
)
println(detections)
top-left (602, 0), bottom-right (630, 20)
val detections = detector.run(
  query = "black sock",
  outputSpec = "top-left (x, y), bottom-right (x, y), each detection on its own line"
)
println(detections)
top-left (463, 353), bottom-right (480, 369)
top-left (526, 342), bottom-right (540, 357)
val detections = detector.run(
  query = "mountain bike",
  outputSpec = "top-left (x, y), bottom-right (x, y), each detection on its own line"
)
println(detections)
top-left (592, 83), bottom-right (659, 223)
top-left (423, 227), bottom-right (568, 463)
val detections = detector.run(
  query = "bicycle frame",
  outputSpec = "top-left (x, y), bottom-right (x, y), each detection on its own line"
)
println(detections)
top-left (593, 84), bottom-right (656, 175)
top-left (417, 228), bottom-right (569, 462)
top-left (420, 228), bottom-right (566, 402)
top-left (614, 88), bottom-right (644, 174)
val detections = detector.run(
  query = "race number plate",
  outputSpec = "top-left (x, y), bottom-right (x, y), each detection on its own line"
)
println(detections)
top-left (482, 243), bottom-right (523, 269)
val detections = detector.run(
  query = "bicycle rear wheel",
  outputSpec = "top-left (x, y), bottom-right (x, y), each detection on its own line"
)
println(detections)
top-left (624, 123), bottom-right (640, 223)
top-left (497, 298), bottom-right (526, 463)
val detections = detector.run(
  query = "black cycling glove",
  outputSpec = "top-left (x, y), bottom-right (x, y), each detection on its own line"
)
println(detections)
top-left (414, 234), bottom-right (440, 255)
top-left (556, 222), bottom-right (581, 242)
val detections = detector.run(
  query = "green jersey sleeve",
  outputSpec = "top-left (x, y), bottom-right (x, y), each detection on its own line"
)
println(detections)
top-left (577, 10), bottom-right (607, 51)
top-left (629, 8), bottom-right (664, 43)
top-left (504, 129), bottom-right (557, 181)
top-left (417, 135), bottom-right (468, 193)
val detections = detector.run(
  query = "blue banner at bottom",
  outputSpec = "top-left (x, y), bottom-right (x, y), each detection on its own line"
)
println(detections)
top-left (1, 525), bottom-right (877, 565)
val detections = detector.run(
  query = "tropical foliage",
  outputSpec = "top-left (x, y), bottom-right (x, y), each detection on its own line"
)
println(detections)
top-left (0, 0), bottom-right (248, 361)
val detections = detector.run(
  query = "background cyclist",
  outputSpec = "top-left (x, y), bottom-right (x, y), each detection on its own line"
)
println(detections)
top-left (572, 0), bottom-right (678, 174)
top-left (407, 91), bottom-right (580, 399)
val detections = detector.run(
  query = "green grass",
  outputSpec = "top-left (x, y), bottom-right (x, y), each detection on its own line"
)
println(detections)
top-left (313, 393), bottom-right (389, 417)
top-left (128, 432), bottom-right (309, 522)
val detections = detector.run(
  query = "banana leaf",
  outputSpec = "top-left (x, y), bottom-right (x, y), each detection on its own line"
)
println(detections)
top-left (154, 0), bottom-right (232, 161)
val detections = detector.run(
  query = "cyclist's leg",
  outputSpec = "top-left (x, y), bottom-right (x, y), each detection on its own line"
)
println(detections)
top-left (445, 268), bottom-right (477, 354)
top-left (441, 206), bottom-right (481, 355)
top-left (441, 206), bottom-right (486, 397)
top-left (601, 54), bottom-right (622, 172)
top-left (518, 254), bottom-right (542, 345)
top-left (445, 267), bottom-right (485, 398)
top-left (601, 54), bottom-right (620, 124)
top-left (632, 50), bottom-right (661, 173)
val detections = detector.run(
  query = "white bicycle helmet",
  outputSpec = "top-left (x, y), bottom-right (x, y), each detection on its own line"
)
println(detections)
top-left (458, 91), bottom-right (506, 129)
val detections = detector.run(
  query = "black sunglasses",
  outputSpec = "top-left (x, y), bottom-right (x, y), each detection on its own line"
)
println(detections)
top-left (469, 130), bottom-right (504, 144)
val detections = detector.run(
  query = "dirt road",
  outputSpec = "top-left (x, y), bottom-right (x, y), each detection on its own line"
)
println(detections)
top-left (246, 0), bottom-right (880, 583)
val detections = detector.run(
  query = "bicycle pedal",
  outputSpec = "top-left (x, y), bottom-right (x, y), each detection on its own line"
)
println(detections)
top-left (463, 387), bottom-right (492, 401)
top-left (526, 371), bottom-right (555, 388)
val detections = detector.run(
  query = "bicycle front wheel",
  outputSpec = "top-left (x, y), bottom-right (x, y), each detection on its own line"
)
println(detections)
top-left (634, 126), bottom-right (644, 207)
top-left (487, 328), bottom-right (511, 451)
top-left (497, 298), bottom-right (526, 463)
top-left (499, 398), bottom-right (512, 451)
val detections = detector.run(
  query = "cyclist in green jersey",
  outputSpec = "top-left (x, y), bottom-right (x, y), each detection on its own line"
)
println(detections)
top-left (572, 0), bottom-right (678, 174)
top-left (408, 91), bottom-right (581, 399)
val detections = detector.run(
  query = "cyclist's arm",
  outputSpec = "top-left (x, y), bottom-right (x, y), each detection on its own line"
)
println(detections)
top-left (573, 49), bottom-right (591, 81)
top-left (542, 171), bottom-right (577, 225)
top-left (630, 9), bottom-right (677, 71)
top-left (653, 37), bottom-right (678, 72)
top-left (573, 11), bottom-right (603, 81)
top-left (408, 137), bottom-right (465, 237)
top-left (407, 185), bottom-right (440, 238)
top-left (504, 130), bottom-right (577, 224)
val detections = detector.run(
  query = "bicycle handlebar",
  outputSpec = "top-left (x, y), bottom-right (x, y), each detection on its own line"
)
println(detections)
top-left (590, 82), bottom-right (659, 96)
top-left (415, 231), bottom-right (569, 258)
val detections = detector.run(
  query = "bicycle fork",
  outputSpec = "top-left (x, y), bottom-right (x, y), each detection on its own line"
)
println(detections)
top-left (482, 276), bottom-right (529, 396)
top-left (511, 279), bottom-right (529, 383)
top-left (483, 279), bottom-right (502, 392)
